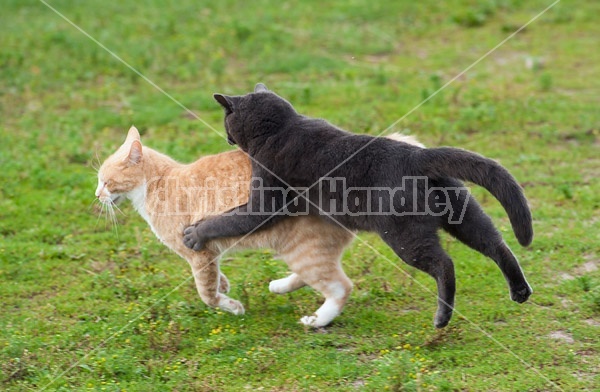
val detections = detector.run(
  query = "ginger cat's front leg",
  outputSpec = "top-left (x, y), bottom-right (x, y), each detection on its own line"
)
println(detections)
top-left (187, 249), bottom-right (244, 315)
top-left (218, 272), bottom-right (231, 294)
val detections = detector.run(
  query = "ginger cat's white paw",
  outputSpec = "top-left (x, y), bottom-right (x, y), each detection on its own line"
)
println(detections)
top-left (300, 297), bottom-right (343, 327)
top-left (269, 273), bottom-right (306, 294)
top-left (300, 315), bottom-right (324, 328)
top-left (218, 297), bottom-right (245, 315)
top-left (269, 278), bottom-right (292, 294)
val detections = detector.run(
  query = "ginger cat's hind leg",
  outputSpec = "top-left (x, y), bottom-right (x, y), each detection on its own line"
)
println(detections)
top-left (280, 242), bottom-right (352, 328)
top-left (298, 273), bottom-right (352, 328)
top-left (269, 273), bottom-right (306, 294)
top-left (187, 249), bottom-right (244, 315)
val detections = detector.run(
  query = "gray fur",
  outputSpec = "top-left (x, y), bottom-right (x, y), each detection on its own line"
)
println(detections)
top-left (183, 84), bottom-right (534, 327)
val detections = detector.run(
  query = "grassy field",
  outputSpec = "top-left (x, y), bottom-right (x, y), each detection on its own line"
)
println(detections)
top-left (1, 0), bottom-right (599, 390)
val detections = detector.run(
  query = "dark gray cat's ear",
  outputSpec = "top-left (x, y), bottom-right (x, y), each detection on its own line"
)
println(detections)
top-left (214, 94), bottom-right (234, 114)
top-left (254, 83), bottom-right (269, 93)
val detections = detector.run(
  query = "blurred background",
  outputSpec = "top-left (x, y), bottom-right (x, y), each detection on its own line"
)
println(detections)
top-left (1, 0), bottom-right (598, 390)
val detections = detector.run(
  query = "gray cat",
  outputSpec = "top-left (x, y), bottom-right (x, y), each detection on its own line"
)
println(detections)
top-left (184, 83), bottom-right (533, 328)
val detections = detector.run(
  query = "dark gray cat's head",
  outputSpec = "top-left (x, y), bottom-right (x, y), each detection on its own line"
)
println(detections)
top-left (213, 83), bottom-right (296, 151)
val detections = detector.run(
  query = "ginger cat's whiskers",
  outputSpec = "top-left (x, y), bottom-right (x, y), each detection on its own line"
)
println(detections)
top-left (94, 200), bottom-right (106, 229)
top-left (90, 152), bottom-right (102, 174)
top-left (110, 200), bottom-right (126, 217)
top-left (87, 197), bottom-right (99, 213)
top-left (107, 203), bottom-right (120, 239)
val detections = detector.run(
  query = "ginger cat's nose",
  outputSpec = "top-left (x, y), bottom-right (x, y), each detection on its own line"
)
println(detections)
top-left (95, 180), bottom-right (106, 198)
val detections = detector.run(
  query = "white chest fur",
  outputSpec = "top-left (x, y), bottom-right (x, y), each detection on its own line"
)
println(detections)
top-left (127, 183), bottom-right (174, 247)
top-left (128, 184), bottom-right (151, 224)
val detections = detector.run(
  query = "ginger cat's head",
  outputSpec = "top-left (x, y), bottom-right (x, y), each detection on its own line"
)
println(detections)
top-left (95, 126), bottom-right (145, 205)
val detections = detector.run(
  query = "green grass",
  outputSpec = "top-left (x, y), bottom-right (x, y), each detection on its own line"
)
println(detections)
top-left (1, 0), bottom-right (599, 390)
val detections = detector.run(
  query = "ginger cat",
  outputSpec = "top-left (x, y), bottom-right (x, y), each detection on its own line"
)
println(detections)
top-left (95, 126), bottom-right (352, 326)
top-left (96, 126), bottom-right (421, 327)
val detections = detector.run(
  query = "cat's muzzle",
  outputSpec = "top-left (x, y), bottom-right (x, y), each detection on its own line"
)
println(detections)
top-left (99, 194), bottom-right (123, 205)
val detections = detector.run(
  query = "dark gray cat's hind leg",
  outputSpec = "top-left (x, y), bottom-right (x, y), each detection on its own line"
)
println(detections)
top-left (381, 228), bottom-right (456, 328)
top-left (443, 200), bottom-right (532, 303)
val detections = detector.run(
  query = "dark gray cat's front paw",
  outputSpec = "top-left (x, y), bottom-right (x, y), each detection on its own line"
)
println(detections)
top-left (183, 225), bottom-right (207, 251)
top-left (510, 283), bottom-right (533, 303)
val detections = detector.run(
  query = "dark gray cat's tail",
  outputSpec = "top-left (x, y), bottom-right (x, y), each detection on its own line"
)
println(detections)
top-left (418, 147), bottom-right (533, 246)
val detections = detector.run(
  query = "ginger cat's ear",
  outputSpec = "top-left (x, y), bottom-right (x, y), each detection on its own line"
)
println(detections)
top-left (126, 125), bottom-right (141, 143)
top-left (127, 139), bottom-right (143, 165)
